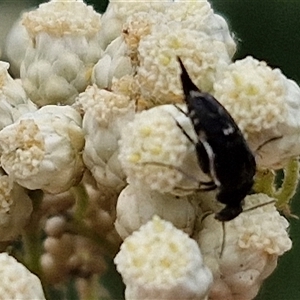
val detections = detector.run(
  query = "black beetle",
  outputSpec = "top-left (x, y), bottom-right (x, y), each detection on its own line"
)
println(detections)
top-left (178, 58), bottom-right (256, 221)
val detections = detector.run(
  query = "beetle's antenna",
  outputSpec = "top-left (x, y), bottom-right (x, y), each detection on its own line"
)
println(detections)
top-left (218, 199), bottom-right (277, 258)
top-left (243, 200), bottom-right (276, 213)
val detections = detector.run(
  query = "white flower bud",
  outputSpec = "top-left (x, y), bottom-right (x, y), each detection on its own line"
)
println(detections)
top-left (197, 193), bottom-right (292, 300)
top-left (0, 253), bottom-right (45, 299)
top-left (114, 215), bottom-right (213, 300)
top-left (20, 0), bottom-right (103, 105)
top-left (115, 184), bottom-right (198, 239)
top-left (0, 171), bottom-right (32, 241)
top-left (0, 105), bottom-right (85, 194)
top-left (119, 104), bottom-right (210, 196)
top-left (76, 85), bottom-right (135, 191)
top-left (0, 61), bottom-right (37, 130)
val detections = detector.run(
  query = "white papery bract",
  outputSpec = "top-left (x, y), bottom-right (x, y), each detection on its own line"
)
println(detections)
top-left (76, 85), bottom-right (135, 191)
top-left (115, 215), bottom-right (213, 300)
top-left (119, 104), bottom-right (211, 196)
top-left (197, 194), bottom-right (292, 300)
top-left (115, 184), bottom-right (197, 239)
top-left (20, 0), bottom-right (103, 106)
top-left (4, 18), bottom-right (32, 78)
top-left (0, 105), bottom-right (85, 194)
top-left (0, 61), bottom-right (37, 130)
top-left (0, 253), bottom-right (46, 299)
top-left (92, 36), bottom-right (133, 89)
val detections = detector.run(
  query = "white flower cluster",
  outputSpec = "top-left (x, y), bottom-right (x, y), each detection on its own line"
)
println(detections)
top-left (76, 84), bottom-right (135, 191)
top-left (197, 194), bottom-right (292, 300)
top-left (0, 105), bottom-right (85, 194)
top-left (115, 184), bottom-right (198, 239)
top-left (213, 56), bottom-right (300, 169)
top-left (0, 0), bottom-right (298, 299)
top-left (20, 0), bottom-right (103, 106)
top-left (119, 104), bottom-right (210, 196)
top-left (114, 215), bottom-right (213, 300)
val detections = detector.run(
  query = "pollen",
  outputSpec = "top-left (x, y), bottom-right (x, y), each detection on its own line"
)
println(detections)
top-left (128, 153), bottom-right (141, 163)
top-left (150, 146), bottom-right (162, 155)
top-left (139, 126), bottom-right (152, 137)
top-left (159, 55), bottom-right (171, 66)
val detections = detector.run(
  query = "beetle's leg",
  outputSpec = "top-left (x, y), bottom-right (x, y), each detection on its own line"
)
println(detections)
top-left (173, 117), bottom-right (196, 145)
top-left (138, 161), bottom-right (217, 192)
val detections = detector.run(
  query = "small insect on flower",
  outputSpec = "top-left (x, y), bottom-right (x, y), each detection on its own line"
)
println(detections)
top-left (178, 58), bottom-right (256, 221)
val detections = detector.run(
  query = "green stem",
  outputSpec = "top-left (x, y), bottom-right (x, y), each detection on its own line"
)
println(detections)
top-left (22, 189), bottom-right (44, 278)
top-left (275, 157), bottom-right (300, 210)
top-left (71, 184), bottom-right (89, 221)
top-left (253, 168), bottom-right (276, 196)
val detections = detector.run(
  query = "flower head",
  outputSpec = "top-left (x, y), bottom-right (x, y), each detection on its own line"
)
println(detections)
top-left (22, 0), bottom-right (101, 38)
top-left (76, 85), bottom-right (135, 191)
top-left (0, 253), bottom-right (45, 299)
top-left (114, 215), bottom-right (213, 300)
top-left (197, 193), bottom-right (292, 300)
top-left (115, 184), bottom-right (197, 239)
top-left (0, 105), bottom-right (85, 194)
top-left (100, 0), bottom-right (235, 109)
top-left (20, 0), bottom-right (103, 105)
top-left (119, 104), bottom-right (210, 196)
top-left (137, 26), bottom-right (231, 105)
top-left (214, 56), bottom-right (287, 137)
top-left (213, 56), bottom-right (300, 168)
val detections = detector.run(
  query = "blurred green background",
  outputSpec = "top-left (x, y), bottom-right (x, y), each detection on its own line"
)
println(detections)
top-left (0, 0), bottom-right (300, 299)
